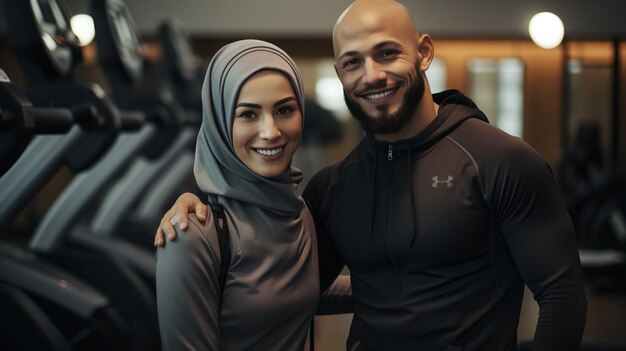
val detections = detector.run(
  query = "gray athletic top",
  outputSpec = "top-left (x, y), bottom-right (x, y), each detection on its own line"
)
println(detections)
top-left (156, 211), bottom-right (319, 350)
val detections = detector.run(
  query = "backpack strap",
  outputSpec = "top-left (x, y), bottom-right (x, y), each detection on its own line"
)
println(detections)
top-left (210, 204), bottom-right (230, 296)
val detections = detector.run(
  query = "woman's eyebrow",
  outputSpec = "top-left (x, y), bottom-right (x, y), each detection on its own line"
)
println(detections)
top-left (236, 102), bottom-right (261, 109)
top-left (273, 96), bottom-right (296, 107)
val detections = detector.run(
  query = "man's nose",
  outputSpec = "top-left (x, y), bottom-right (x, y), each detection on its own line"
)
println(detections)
top-left (362, 58), bottom-right (386, 86)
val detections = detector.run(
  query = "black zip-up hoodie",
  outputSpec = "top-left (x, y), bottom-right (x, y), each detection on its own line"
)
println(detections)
top-left (304, 90), bottom-right (586, 351)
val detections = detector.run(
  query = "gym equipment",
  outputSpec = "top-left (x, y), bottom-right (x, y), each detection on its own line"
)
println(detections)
top-left (158, 19), bottom-right (202, 113)
top-left (0, 70), bottom-right (128, 350)
top-left (87, 2), bottom-right (199, 246)
top-left (2, 0), bottom-right (160, 349)
top-left (0, 68), bottom-right (72, 175)
top-left (559, 122), bottom-right (626, 294)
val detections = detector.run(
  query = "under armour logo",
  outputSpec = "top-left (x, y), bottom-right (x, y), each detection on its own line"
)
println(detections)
top-left (432, 175), bottom-right (454, 188)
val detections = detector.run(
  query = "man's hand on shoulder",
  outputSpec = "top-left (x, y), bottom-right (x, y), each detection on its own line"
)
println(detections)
top-left (154, 192), bottom-right (208, 247)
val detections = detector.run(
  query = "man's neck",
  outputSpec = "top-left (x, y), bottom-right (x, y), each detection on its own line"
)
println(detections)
top-left (374, 102), bottom-right (440, 142)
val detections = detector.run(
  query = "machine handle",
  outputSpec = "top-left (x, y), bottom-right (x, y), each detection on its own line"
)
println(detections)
top-left (71, 103), bottom-right (105, 130)
top-left (26, 106), bottom-right (73, 134)
top-left (118, 110), bottom-right (145, 131)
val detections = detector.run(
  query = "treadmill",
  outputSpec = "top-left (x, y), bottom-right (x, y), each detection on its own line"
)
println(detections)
top-left (2, 0), bottom-right (160, 349)
top-left (0, 53), bottom-right (127, 351)
top-left (86, 0), bottom-right (198, 248)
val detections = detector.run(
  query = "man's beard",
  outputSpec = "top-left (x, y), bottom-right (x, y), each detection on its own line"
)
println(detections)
top-left (344, 70), bottom-right (425, 135)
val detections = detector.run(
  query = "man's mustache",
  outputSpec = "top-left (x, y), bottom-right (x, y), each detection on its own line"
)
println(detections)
top-left (354, 81), bottom-right (402, 97)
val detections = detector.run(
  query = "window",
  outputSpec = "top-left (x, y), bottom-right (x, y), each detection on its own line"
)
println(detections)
top-left (467, 58), bottom-right (524, 138)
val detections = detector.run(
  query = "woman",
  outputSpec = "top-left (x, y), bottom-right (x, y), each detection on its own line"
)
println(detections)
top-left (156, 39), bottom-right (319, 350)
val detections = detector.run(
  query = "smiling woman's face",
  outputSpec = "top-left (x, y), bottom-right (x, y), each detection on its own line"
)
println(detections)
top-left (232, 70), bottom-right (302, 178)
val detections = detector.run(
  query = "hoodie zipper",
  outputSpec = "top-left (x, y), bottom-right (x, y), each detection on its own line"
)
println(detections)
top-left (383, 142), bottom-right (399, 299)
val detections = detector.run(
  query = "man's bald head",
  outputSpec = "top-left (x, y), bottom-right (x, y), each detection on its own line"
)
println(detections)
top-left (332, 0), bottom-right (418, 59)
top-left (330, 0), bottom-right (437, 140)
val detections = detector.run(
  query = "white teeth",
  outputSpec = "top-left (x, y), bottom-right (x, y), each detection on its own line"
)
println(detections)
top-left (255, 147), bottom-right (283, 156)
top-left (366, 89), bottom-right (394, 100)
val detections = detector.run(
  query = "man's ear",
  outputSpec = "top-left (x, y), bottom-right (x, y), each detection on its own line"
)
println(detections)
top-left (417, 34), bottom-right (435, 71)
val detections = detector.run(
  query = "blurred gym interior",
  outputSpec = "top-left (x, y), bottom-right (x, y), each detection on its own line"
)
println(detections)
top-left (1, 0), bottom-right (626, 350)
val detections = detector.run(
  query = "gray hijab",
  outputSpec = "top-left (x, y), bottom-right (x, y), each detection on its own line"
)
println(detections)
top-left (194, 39), bottom-right (306, 217)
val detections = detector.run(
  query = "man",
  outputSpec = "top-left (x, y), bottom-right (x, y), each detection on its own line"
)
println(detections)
top-left (155, 1), bottom-right (587, 350)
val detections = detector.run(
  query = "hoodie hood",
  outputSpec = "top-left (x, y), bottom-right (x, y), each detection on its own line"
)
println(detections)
top-left (362, 89), bottom-right (488, 246)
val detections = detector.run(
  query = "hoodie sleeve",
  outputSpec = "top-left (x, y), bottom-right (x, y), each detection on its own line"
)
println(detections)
top-left (156, 214), bottom-right (222, 350)
top-left (304, 166), bottom-right (346, 294)
top-left (485, 139), bottom-right (587, 350)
